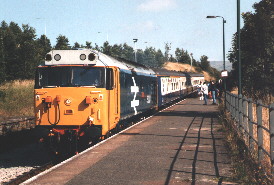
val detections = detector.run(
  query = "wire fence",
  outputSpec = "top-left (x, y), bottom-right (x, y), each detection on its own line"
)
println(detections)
top-left (225, 92), bottom-right (274, 179)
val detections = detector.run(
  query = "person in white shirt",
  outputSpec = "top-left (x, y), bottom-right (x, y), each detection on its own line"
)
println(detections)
top-left (197, 82), bottom-right (203, 100)
top-left (201, 82), bottom-right (208, 105)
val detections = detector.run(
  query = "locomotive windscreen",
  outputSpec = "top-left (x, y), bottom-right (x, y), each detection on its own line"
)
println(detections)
top-left (35, 66), bottom-right (105, 88)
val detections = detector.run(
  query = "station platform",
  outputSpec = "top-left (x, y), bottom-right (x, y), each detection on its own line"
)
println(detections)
top-left (25, 98), bottom-right (235, 185)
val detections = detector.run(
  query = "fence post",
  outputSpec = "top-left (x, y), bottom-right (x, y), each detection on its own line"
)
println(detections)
top-left (257, 100), bottom-right (263, 162)
top-left (230, 93), bottom-right (232, 114)
top-left (231, 94), bottom-right (235, 120)
top-left (226, 92), bottom-right (229, 112)
top-left (232, 95), bottom-right (234, 119)
top-left (235, 95), bottom-right (239, 125)
top-left (248, 98), bottom-right (254, 152)
top-left (227, 92), bottom-right (232, 114)
top-left (239, 94), bottom-right (243, 131)
top-left (225, 91), bottom-right (227, 111)
top-left (243, 97), bottom-right (248, 142)
top-left (269, 103), bottom-right (274, 178)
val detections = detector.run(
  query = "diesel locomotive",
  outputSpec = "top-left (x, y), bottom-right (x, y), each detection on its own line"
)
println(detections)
top-left (34, 49), bottom-right (204, 154)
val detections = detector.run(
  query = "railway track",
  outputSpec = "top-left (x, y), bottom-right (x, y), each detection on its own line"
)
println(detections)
top-left (0, 117), bottom-right (35, 136)
top-left (5, 162), bottom-right (53, 185)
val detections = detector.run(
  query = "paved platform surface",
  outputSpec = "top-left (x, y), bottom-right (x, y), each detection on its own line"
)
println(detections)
top-left (26, 98), bottom-right (236, 185)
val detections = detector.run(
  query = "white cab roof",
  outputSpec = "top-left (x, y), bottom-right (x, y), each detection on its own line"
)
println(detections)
top-left (45, 49), bottom-right (155, 75)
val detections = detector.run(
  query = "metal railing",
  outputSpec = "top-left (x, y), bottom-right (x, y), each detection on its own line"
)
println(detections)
top-left (225, 92), bottom-right (274, 178)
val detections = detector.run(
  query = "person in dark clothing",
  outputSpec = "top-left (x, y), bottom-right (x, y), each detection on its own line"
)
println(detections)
top-left (209, 81), bottom-right (218, 105)
top-left (216, 79), bottom-right (223, 98)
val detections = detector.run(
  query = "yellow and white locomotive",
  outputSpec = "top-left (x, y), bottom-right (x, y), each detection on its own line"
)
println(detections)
top-left (34, 50), bottom-right (158, 153)
top-left (34, 49), bottom-right (204, 154)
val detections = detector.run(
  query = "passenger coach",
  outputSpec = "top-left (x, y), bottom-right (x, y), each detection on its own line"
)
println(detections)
top-left (153, 69), bottom-right (204, 107)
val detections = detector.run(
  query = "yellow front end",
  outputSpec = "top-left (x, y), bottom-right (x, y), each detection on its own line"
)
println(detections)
top-left (34, 68), bottom-right (120, 137)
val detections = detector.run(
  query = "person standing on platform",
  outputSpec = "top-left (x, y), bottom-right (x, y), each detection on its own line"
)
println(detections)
top-left (201, 82), bottom-right (208, 105)
top-left (197, 81), bottom-right (203, 100)
top-left (209, 81), bottom-right (218, 105)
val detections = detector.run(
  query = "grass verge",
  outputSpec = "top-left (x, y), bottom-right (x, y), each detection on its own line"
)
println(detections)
top-left (219, 103), bottom-right (272, 184)
top-left (0, 80), bottom-right (34, 121)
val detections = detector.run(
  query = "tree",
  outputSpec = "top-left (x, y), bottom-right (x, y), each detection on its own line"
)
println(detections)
top-left (175, 48), bottom-right (181, 62)
top-left (17, 24), bottom-right (38, 78)
top-left (0, 22), bottom-right (52, 81)
top-left (136, 49), bottom-right (144, 64)
top-left (72, 42), bottom-right (80, 49)
top-left (0, 22), bottom-right (8, 83)
top-left (164, 42), bottom-right (171, 61)
top-left (101, 41), bottom-right (112, 55)
top-left (169, 54), bottom-right (176, 62)
top-left (228, 0), bottom-right (273, 102)
top-left (4, 22), bottom-right (21, 80)
top-left (85, 41), bottom-right (92, 49)
top-left (36, 34), bottom-right (52, 65)
top-left (143, 47), bottom-right (156, 67)
top-left (175, 48), bottom-right (191, 64)
top-left (110, 44), bottom-right (123, 58)
top-left (155, 49), bottom-right (165, 67)
top-left (121, 43), bottom-right (134, 61)
top-left (93, 43), bottom-right (101, 51)
top-left (55, 35), bottom-right (70, 50)
top-left (200, 55), bottom-right (210, 71)
top-left (140, 47), bottom-right (164, 68)
top-left (37, 35), bottom-right (51, 52)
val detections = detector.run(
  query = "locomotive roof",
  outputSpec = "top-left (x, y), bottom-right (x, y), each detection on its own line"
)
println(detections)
top-left (97, 52), bottom-right (155, 75)
top-left (43, 50), bottom-right (204, 78)
top-left (44, 49), bottom-right (155, 75)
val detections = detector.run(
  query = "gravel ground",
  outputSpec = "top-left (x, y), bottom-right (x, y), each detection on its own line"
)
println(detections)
top-left (0, 142), bottom-right (52, 184)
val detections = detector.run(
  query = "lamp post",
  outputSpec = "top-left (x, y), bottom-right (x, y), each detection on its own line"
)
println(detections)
top-left (188, 53), bottom-right (193, 72)
top-left (133, 39), bottom-right (138, 62)
top-left (206, 16), bottom-right (226, 71)
top-left (237, 0), bottom-right (241, 95)
top-left (206, 15), bottom-right (227, 107)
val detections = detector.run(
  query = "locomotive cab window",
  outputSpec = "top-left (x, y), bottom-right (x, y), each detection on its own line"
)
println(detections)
top-left (35, 66), bottom-right (105, 88)
top-left (106, 68), bottom-right (114, 90)
top-left (72, 67), bottom-right (104, 87)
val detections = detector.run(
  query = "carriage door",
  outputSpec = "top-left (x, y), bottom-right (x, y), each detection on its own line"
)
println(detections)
top-left (106, 67), bottom-right (120, 131)
top-left (113, 68), bottom-right (119, 116)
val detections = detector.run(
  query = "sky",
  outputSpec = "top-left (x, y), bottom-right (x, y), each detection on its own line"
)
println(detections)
top-left (0, 0), bottom-right (261, 65)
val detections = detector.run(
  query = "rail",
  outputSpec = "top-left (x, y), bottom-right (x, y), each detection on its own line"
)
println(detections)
top-left (6, 162), bottom-right (53, 185)
top-left (224, 92), bottom-right (274, 178)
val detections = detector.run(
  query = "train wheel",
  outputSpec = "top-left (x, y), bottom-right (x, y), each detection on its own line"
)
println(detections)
top-left (91, 136), bottom-right (100, 145)
top-left (103, 131), bottom-right (110, 140)
top-left (114, 123), bottom-right (122, 134)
